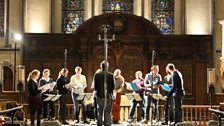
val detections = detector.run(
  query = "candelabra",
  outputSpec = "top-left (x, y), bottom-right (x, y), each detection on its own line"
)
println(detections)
top-left (98, 24), bottom-right (115, 107)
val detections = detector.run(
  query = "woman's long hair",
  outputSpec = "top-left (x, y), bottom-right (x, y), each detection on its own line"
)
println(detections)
top-left (27, 69), bottom-right (40, 81)
top-left (57, 68), bottom-right (68, 79)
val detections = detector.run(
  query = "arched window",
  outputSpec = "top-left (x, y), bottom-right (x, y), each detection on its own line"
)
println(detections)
top-left (62, 0), bottom-right (85, 34)
top-left (151, 0), bottom-right (174, 34)
top-left (102, 0), bottom-right (133, 14)
top-left (0, 0), bottom-right (5, 37)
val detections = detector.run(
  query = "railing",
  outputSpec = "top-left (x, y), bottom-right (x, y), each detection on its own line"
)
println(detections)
top-left (21, 104), bottom-right (219, 125)
top-left (182, 105), bottom-right (219, 126)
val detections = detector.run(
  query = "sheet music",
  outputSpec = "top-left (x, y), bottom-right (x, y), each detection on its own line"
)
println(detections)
top-left (151, 94), bottom-right (166, 101)
top-left (125, 82), bottom-right (139, 91)
top-left (43, 94), bottom-right (61, 101)
top-left (39, 82), bottom-right (56, 93)
top-left (133, 93), bottom-right (142, 101)
top-left (65, 83), bottom-right (72, 90)
top-left (125, 82), bottom-right (132, 90)
top-left (84, 93), bottom-right (93, 100)
top-left (51, 95), bottom-right (61, 101)
top-left (126, 94), bottom-right (134, 101)
top-left (161, 83), bottom-right (172, 92)
top-left (77, 93), bottom-right (85, 100)
top-left (125, 93), bottom-right (142, 101)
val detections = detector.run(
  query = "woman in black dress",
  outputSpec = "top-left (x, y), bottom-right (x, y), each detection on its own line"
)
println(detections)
top-left (56, 68), bottom-right (69, 125)
top-left (27, 69), bottom-right (41, 126)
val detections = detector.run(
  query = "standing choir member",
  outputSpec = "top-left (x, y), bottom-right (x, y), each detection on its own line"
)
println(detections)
top-left (70, 66), bottom-right (89, 124)
top-left (56, 68), bottom-right (69, 125)
top-left (112, 69), bottom-right (125, 124)
top-left (127, 71), bottom-right (145, 124)
top-left (143, 65), bottom-right (162, 123)
top-left (39, 69), bottom-right (55, 121)
top-left (164, 63), bottom-right (185, 125)
top-left (91, 69), bottom-right (102, 125)
top-left (94, 61), bottom-right (115, 126)
top-left (27, 69), bottom-right (41, 126)
top-left (161, 70), bottom-right (173, 125)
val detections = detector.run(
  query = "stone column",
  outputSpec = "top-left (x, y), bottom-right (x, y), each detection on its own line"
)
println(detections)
top-left (219, 20), bottom-right (224, 89)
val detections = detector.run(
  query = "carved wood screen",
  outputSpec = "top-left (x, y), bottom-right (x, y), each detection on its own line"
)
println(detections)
top-left (93, 50), bottom-right (116, 73)
top-left (120, 49), bottom-right (143, 82)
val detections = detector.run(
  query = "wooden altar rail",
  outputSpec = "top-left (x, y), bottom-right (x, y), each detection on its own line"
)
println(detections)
top-left (21, 104), bottom-right (219, 125)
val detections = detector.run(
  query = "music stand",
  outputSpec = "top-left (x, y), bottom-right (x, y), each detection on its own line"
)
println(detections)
top-left (76, 93), bottom-right (93, 101)
top-left (126, 93), bottom-right (142, 102)
top-left (151, 94), bottom-right (166, 101)
top-left (44, 94), bottom-right (61, 102)
top-left (0, 106), bottom-right (23, 125)
top-left (75, 93), bottom-right (93, 125)
top-left (209, 108), bottom-right (224, 126)
top-left (126, 93), bottom-right (143, 124)
top-left (150, 94), bottom-right (166, 125)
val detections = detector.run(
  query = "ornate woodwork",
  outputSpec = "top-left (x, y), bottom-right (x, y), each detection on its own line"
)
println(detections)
top-left (0, 13), bottom-right (214, 105)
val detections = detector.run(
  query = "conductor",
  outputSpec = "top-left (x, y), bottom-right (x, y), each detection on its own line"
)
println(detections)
top-left (93, 61), bottom-right (115, 126)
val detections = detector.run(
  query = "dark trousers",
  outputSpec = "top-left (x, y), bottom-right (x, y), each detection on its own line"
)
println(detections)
top-left (28, 96), bottom-right (42, 126)
top-left (42, 95), bottom-right (55, 118)
top-left (72, 93), bottom-right (87, 121)
top-left (58, 94), bottom-right (67, 119)
top-left (129, 96), bottom-right (145, 120)
top-left (96, 97), bottom-right (113, 126)
top-left (173, 94), bottom-right (184, 123)
top-left (164, 95), bottom-right (173, 123)
top-left (94, 97), bottom-right (98, 120)
top-left (145, 95), bottom-right (158, 120)
top-left (42, 100), bottom-right (55, 119)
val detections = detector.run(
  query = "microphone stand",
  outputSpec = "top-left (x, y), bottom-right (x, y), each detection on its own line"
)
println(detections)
top-left (98, 24), bottom-right (115, 118)
top-left (64, 49), bottom-right (67, 69)
top-left (150, 50), bottom-right (155, 125)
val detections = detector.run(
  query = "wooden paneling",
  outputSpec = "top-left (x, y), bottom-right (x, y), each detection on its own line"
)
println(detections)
top-left (1, 13), bottom-right (216, 105)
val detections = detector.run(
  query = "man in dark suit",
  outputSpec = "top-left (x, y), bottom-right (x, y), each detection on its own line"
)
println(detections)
top-left (94, 61), bottom-right (115, 126)
top-left (165, 63), bottom-right (185, 125)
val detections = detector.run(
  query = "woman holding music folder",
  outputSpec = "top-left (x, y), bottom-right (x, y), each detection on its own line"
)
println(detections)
top-left (39, 69), bottom-right (55, 121)
top-left (56, 68), bottom-right (69, 125)
top-left (70, 66), bottom-right (89, 124)
top-left (127, 71), bottom-right (146, 124)
top-left (27, 69), bottom-right (41, 126)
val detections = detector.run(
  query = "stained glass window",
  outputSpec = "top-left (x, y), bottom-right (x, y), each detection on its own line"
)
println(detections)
top-left (102, 0), bottom-right (133, 14)
top-left (62, 0), bottom-right (85, 34)
top-left (151, 0), bottom-right (174, 34)
top-left (0, 0), bottom-right (5, 37)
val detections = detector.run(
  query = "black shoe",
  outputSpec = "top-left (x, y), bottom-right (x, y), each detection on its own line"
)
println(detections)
top-left (161, 122), bottom-right (168, 125)
top-left (83, 120), bottom-right (90, 124)
top-left (113, 120), bottom-right (119, 124)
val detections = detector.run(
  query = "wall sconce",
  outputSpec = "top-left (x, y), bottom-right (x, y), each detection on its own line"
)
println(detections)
top-left (17, 65), bottom-right (25, 91)
top-left (207, 68), bottom-right (216, 86)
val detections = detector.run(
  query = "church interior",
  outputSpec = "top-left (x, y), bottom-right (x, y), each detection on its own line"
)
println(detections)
top-left (0, 0), bottom-right (224, 125)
